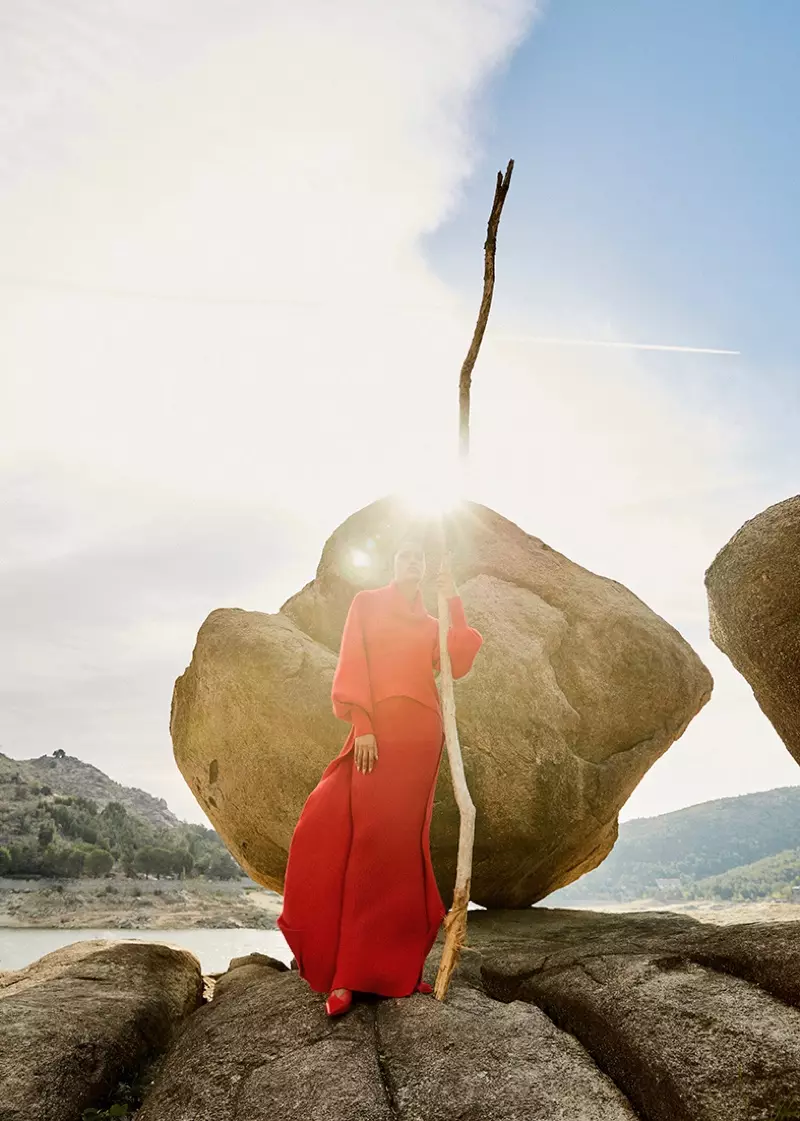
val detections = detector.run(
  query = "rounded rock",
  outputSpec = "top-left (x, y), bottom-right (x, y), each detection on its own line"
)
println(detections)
top-left (172, 498), bottom-right (712, 907)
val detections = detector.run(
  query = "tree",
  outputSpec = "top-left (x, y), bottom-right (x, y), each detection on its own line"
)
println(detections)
top-left (66, 847), bottom-right (85, 878)
top-left (52, 749), bottom-right (66, 759)
top-left (121, 852), bottom-right (138, 878)
top-left (41, 844), bottom-right (71, 877)
top-left (85, 848), bottom-right (114, 877)
top-left (73, 795), bottom-right (98, 816)
top-left (192, 855), bottom-right (210, 877)
top-left (101, 801), bottom-right (128, 824)
top-left (172, 849), bottom-right (194, 878)
top-left (51, 804), bottom-right (78, 836)
top-left (9, 841), bottom-right (41, 876)
top-left (135, 846), bottom-right (174, 879)
top-left (206, 850), bottom-right (241, 880)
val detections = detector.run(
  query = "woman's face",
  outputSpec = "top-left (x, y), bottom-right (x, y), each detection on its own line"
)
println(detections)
top-left (394, 543), bottom-right (426, 584)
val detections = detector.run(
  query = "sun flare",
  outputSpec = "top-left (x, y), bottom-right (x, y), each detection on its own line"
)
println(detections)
top-left (397, 466), bottom-right (467, 520)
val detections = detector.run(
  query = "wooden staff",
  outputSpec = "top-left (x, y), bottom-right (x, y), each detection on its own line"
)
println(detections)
top-left (433, 553), bottom-right (475, 999)
top-left (434, 159), bottom-right (514, 1000)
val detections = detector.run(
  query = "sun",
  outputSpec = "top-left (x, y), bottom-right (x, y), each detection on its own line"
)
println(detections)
top-left (397, 464), bottom-right (467, 519)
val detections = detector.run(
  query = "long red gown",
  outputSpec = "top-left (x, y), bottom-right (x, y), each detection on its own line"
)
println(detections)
top-left (277, 580), bottom-right (482, 997)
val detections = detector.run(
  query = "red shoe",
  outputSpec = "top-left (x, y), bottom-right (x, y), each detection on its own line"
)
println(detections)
top-left (325, 988), bottom-right (353, 1017)
top-left (414, 981), bottom-right (433, 994)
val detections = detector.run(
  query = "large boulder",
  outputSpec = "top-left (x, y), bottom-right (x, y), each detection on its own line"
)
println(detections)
top-left (138, 909), bottom-right (800, 1121)
top-left (706, 494), bottom-right (800, 764)
top-left (0, 939), bottom-right (202, 1121)
top-left (171, 498), bottom-right (712, 906)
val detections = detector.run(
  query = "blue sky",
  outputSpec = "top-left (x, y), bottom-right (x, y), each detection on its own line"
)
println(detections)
top-left (431, 0), bottom-right (800, 471)
top-left (1, 1), bottom-right (798, 824)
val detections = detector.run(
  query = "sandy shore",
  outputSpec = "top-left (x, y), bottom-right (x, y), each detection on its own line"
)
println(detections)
top-left (0, 877), bottom-right (283, 930)
top-left (575, 898), bottom-right (800, 925)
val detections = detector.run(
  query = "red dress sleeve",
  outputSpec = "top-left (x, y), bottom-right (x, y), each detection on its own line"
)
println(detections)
top-left (434, 595), bottom-right (483, 680)
top-left (350, 706), bottom-right (374, 737)
top-left (331, 593), bottom-right (374, 732)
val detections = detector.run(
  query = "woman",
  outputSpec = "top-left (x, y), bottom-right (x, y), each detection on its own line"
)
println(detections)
top-left (277, 539), bottom-right (483, 1016)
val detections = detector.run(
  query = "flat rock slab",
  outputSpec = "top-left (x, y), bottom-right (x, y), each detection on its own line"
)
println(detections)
top-left (468, 908), bottom-right (800, 1121)
top-left (138, 956), bottom-right (637, 1121)
top-left (0, 939), bottom-right (202, 1121)
top-left (375, 984), bottom-right (638, 1120)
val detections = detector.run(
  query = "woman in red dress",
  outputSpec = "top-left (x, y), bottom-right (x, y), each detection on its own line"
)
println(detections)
top-left (277, 540), bottom-right (483, 1016)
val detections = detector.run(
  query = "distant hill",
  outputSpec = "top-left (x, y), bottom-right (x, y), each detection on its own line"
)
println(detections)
top-left (549, 785), bottom-right (800, 903)
top-left (0, 750), bottom-right (241, 880)
top-left (693, 848), bottom-right (800, 902)
top-left (0, 751), bottom-right (177, 830)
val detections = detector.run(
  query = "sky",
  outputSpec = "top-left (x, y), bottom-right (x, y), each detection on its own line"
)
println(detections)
top-left (2, 0), bottom-right (798, 827)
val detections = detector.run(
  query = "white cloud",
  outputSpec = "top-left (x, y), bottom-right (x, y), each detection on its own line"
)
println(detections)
top-left (1, 0), bottom-right (796, 827)
top-left (0, 0), bottom-right (538, 819)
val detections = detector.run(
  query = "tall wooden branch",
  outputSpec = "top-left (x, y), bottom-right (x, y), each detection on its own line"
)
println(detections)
top-left (458, 158), bottom-right (514, 461)
top-left (435, 159), bottom-right (514, 1001)
top-left (433, 576), bottom-right (476, 1000)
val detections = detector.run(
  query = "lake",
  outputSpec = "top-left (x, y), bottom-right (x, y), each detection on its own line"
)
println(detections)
top-left (0, 927), bottom-right (292, 974)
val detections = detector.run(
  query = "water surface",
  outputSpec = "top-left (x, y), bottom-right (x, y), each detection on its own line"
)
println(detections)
top-left (0, 927), bottom-right (291, 974)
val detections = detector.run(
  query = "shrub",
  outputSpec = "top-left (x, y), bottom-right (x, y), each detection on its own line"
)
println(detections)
top-left (66, 848), bottom-right (85, 878)
top-left (85, 848), bottom-right (114, 877)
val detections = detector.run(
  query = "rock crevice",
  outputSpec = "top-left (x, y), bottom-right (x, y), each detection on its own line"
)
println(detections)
top-left (469, 910), bottom-right (800, 1121)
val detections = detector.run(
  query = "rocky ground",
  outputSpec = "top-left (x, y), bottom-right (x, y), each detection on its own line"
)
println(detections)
top-left (0, 877), bottom-right (283, 929)
top-left (3, 907), bottom-right (800, 1121)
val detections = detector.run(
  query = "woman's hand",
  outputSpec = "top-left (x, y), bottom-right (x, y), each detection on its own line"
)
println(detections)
top-left (437, 553), bottom-right (458, 599)
top-left (354, 733), bottom-right (378, 774)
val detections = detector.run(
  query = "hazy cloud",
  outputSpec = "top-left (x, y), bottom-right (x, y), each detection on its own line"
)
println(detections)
top-left (2, 0), bottom-right (796, 826)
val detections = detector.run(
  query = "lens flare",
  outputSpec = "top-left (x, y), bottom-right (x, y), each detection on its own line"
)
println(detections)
top-left (399, 468), bottom-right (466, 519)
top-left (350, 548), bottom-right (372, 568)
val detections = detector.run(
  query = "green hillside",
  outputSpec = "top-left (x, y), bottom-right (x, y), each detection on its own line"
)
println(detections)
top-left (0, 751), bottom-right (241, 880)
top-left (0, 750), bottom-right (177, 829)
top-left (550, 785), bottom-right (800, 902)
top-left (693, 848), bottom-right (800, 902)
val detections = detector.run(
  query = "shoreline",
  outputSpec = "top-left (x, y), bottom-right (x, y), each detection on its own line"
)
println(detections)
top-left (4, 877), bottom-right (800, 930)
top-left (0, 876), bottom-right (283, 931)
top-left (563, 897), bottom-right (800, 925)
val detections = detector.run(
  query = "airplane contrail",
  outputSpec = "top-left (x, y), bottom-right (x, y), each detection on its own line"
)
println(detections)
top-left (0, 275), bottom-right (742, 355)
top-left (495, 334), bottom-right (740, 356)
